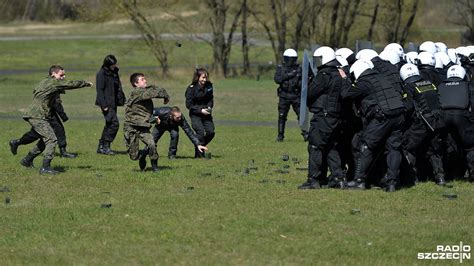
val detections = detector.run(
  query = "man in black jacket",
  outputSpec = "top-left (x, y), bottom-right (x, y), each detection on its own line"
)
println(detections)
top-left (95, 54), bottom-right (125, 155)
top-left (151, 106), bottom-right (207, 159)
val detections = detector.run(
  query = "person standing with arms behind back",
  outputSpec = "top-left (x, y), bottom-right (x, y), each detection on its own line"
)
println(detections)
top-left (95, 54), bottom-right (126, 155)
top-left (185, 68), bottom-right (215, 158)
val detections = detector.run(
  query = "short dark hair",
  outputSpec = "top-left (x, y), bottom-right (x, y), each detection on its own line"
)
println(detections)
top-left (191, 68), bottom-right (210, 86)
top-left (49, 65), bottom-right (64, 76)
top-left (130, 73), bottom-right (145, 86)
top-left (170, 106), bottom-right (181, 113)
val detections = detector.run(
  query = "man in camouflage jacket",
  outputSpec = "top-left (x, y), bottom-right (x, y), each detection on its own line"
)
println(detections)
top-left (124, 73), bottom-right (170, 172)
top-left (20, 65), bottom-right (92, 174)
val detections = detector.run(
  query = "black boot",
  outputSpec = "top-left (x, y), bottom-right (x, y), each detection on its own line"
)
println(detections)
top-left (151, 159), bottom-right (159, 172)
top-left (328, 175), bottom-right (345, 189)
top-left (60, 147), bottom-right (77, 158)
top-left (276, 120), bottom-right (285, 142)
top-left (385, 181), bottom-right (397, 192)
top-left (98, 141), bottom-right (114, 155)
top-left (9, 139), bottom-right (20, 155)
top-left (20, 153), bottom-right (36, 168)
top-left (138, 150), bottom-right (147, 171)
top-left (346, 178), bottom-right (366, 189)
top-left (434, 174), bottom-right (446, 186)
top-left (298, 178), bottom-right (321, 189)
top-left (97, 140), bottom-right (104, 154)
top-left (39, 159), bottom-right (59, 175)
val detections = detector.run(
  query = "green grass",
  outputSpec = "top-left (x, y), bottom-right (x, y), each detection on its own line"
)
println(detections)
top-left (1, 33), bottom-right (474, 265)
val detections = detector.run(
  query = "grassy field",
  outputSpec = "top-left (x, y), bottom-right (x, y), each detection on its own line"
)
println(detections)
top-left (1, 30), bottom-right (473, 264)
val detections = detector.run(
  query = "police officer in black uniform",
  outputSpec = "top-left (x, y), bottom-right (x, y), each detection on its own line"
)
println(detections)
top-left (416, 52), bottom-right (442, 87)
top-left (438, 65), bottom-right (474, 181)
top-left (274, 48), bottom-right (308, 142)
top-left (185, 68), bottom-right (215, 158)
top-left (9, 93), bottom-right (77, 158)
top-left (151, 106), bottom-right (207, 159)
top-left (399, 63), bottom-right (446, 185)
top-left (298, 47), bottom-right (350, 189)
top-left (342, 59), bottom-right (406, 192)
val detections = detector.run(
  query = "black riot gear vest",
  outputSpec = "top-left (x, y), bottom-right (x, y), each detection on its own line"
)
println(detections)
top-left (438, 79), bottom-right (470, 110)
top-left (364, 71), bottom-right (405, 116)
top-left (372, 58), bottom-right (405, 97)
top-left (274, 64), bottom-right (301, 97)
top-left (412, 80), bottom-right (441, 114)
top-left (313, 67), bottom-right (345, 116)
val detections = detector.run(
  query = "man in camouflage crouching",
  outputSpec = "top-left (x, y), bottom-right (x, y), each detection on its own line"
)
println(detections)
top-left (20, 65), bottom-right (93, 174)
top-left (124, 73), bottom-right (170, 172)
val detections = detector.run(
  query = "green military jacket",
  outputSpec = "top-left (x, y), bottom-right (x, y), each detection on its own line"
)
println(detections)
top-left (124, 85), bottom-right (169, 128)
top-left (23, 77), bottom-right (90, 120)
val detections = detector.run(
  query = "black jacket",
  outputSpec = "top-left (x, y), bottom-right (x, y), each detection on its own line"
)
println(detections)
top-left (185, 82), bottom-right (214, 116)
top-left (152, 107), bottom-right (201, 146)
top-left (274, 63), bottom-right (302, 98)
top-left (95, 66), bottom-right (125, 109)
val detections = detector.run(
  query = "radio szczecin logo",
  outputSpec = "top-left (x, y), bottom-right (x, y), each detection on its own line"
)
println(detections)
top-left (418, 242), bottom-right (471, 263)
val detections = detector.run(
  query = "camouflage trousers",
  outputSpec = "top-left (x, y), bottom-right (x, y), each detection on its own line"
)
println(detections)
top-left (27, 118), bottom-right (58, 160)
top-left (124, 124), bottom-right (158, 160)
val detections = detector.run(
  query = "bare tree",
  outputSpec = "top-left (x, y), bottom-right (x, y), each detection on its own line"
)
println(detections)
top-left (206, 0), bottom-right (244, 77)
top-left (399, 0), bottom-right (419, 46)
top-left (118, 0), bottom-right (172, 77)
top-left (367, 3), bottom-right (379, 41)
top-left (453, 0), bottom-right (474, 43)
top-left (241, 0), bottom-right (250, 75)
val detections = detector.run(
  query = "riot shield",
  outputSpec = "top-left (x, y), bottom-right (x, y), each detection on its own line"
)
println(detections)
top-left (299, 49), bottom-right (318, 130)
top-left (407, 42), bottom-right (419, 52)
top-left (355, 40), bottom-right (374, 53)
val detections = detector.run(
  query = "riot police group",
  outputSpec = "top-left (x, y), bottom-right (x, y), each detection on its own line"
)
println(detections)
top-left (274, 41), bottom-right (474, 192)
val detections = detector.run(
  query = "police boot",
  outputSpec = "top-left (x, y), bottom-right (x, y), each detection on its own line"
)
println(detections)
top-left (297, 178), bottom-right (321, 189)
top-left (150, 159), bottom-right (159, 172)
top-left (328, 175), bottom-right (345, 189)
top-left (20, 153), bottom-right (36, 168)
top-left (9, 139), bottom-right (20, 155)
top-left (138, 150), bottom-right (147, 171)
top-left (381, 174), bottom-right (397, 192)
top-left (276, 120), bottom-right (285, 142)
top-left (434, 174), bottom-right (446, 186)
top-left (59, 147), bottom-right (77, 158)
top-left (100, 142), bottom-right (115, 155)
top-left (39, 159), bottom-right (59, 175)
top-left (346, 178), bottom-right (366, 189)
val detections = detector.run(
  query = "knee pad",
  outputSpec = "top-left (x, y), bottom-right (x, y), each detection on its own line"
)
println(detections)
top-left (278, 113), bottom-right (287, 121)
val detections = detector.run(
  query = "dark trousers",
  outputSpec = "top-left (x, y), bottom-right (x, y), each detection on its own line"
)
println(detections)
top-left (278, 96), bottom-right (301, 122)
top-left (18, 115), bottom-right (67, 148)
top-left (403, 116), bottom-right (445, 178)
top-left (307, 114), bottom-right (343, 181)
top-left (355, 115), bottom-right (404, 183)
top-left (100, 107), bottom-right (119, 143)
top-left (152, 126), bottom-right (179, 157)
top-left (443, 110), bottom-right (474, 177)
top-left (190, 114), bottom-right (215, 146)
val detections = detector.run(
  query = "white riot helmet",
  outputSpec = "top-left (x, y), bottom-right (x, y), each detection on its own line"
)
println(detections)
top-left (336, 55), bottom-right (349, 67)
top-left (313, 46), bottom-right (336, 66)
top-left (336, 47), bottom-right (356, 65)
top-left (448, 48), bottom-right (459, 64)
top-left (419, 41), bottom-right (437, 54)
top-left (435, 42), bottom-right (448, 53)
top-left (404, 51), bottom-right (418, 64)
top-left (283, 48), bottom-right (298, 65)
top-left (349, 59), bottom-right (374, 81)
top-left (356, 49), bottom-right (378, 61)
top-left (416, 52), bottom-right (436, 66)
top-left (379, 49), bottom-right (401, 65)
top-left (447, 65), bottom-right (466, 79)
top-left (399, 63), bottom-right (420, 82)
top-left (283, 48), bottom-right (297, 57)
top-left (434, 52), bottom-right (451, 69)
top-left (384, 43), bottom-right (404, 58)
